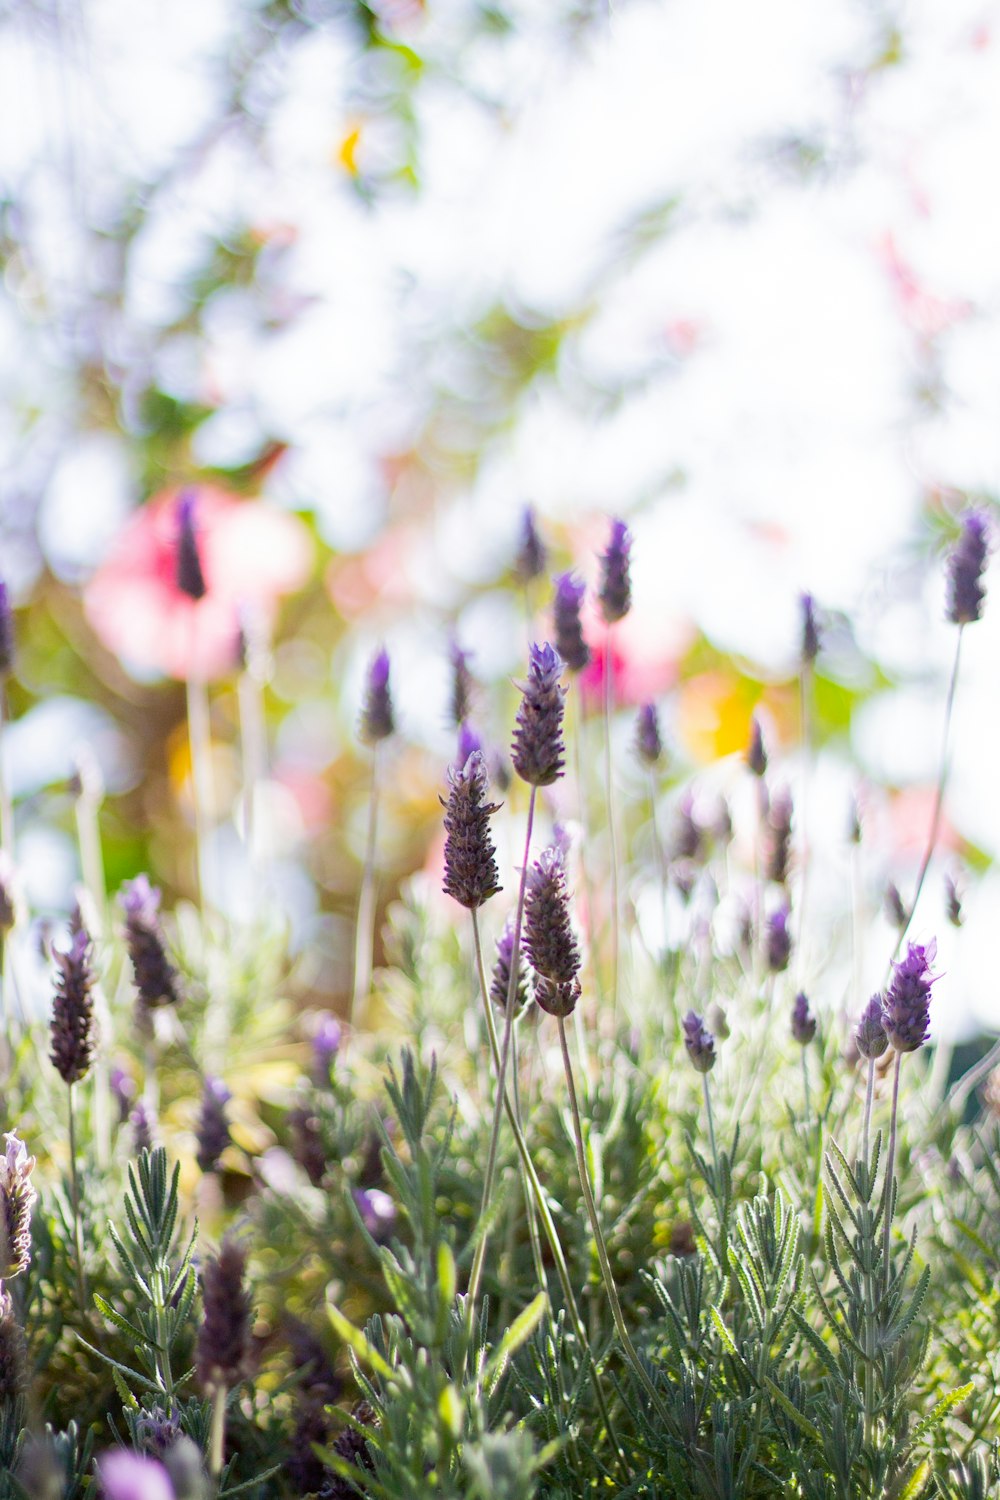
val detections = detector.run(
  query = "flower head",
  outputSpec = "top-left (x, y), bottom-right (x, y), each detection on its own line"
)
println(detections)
top-left (855, 993), bottom-right (888, 1060)
top-left (311, 1013), bottom-right (342, 1086)
top-left (765, 787), bottom-right (793, 886)
top-left (883, 939), bottom-right (938, 1053)
top-left (196, 1078), bottom-right (232, 1175)
top-left (50, 923), bottom-right (97, 1086)
top-left (514, 506), bottom-right (548, 585)
top-left (0, 1133), bottom-right (36, 1280)
top-left (884, 881), bottom-right (907, 930)
top-left (635, 703), bottom-right (662, 766)
top-left (598, 518), bottom-right (632, 625)
top-left (791, 992), bottom-right (817, 1047)
top-left (175, 490), bottom-right (207, 602)
top-left (682, 1011), bottom-right (716, 1073)
top-left (0, 580), bottom-right (14, 679)
top-left (747, 716), bottom-right (768, 778)
top-left (944, 872), bottom-right (963, 928)
top-left (766, 905), bottom-right (792, 974)
top-left (448, 640), bottom-right (474, 728)
top-left (946, 510), bottom-right (989, 626)
top-left (353, 1187), bottom-right (397, 1244)
top-left (121, 876), bottom-right (181, 1013)
top-left (197, 1239), bottom-right (253, 1393)
top-left (552, 572), bottom-right (591, 674)
top-left (95, 1451), bottom-right (176, 1500)
top-left (511, 642), bottom-right (566, 787)
top-left (441, 751), bottom-right (502, 909)
top-left (490, 917), bottom-right (531, 1016)
top-left (800, 592), bottom-right (821, 665)
top-left (524, 847), bottom-right (581, 1017)
top-left (359, 648), bottom-right (394, 745)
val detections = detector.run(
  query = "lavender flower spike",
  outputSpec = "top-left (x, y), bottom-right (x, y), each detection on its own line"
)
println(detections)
top-left (682, 1011), bottom-right (716, 1073)
top-left (511, 642), bottom-right (566, 787)
top-left (50, 923), bottom-right (97, 1086)
top-left (800, 591), bottom-right (820, 664)
top-left (635, 703), bottom-right (662, 766)
top-left (121, 876), bottom-right (181, 1011)
top-left (196, 1078), bottom-right (233, 1174)
top-left (0, 579), bottom-right (14, 678)
top-left (791, 992), bottom-right (817, 1047)
top-left (765, 787), bottom-right (793, 886)
top-left (514, 505), bottom-right (547, 585)
top-left (441, 750), bottom-right (502, 910)
top-left (746, 715), bottom-right (768, 778)
top-left (489, 917), bottom-right (531, 1015)
top-left (0, 1132), bottom-right (37, 1279)
top-left (524, 846), bottom-right (581, 1017)
top-left (766, 905), bottom-right (792, 974)
top-left (856, 994), bottom-right (888, 1060)
top-left (175, 489), bottom-right (207, 602)
top-left (598, 518), bottom-right (632, 625)
top-left (883, 939), bottom-right (938, 1053)
top-left (449, 640), bottom-right (474, 728)
top-left (946, 510), bottom-right (989, 626)
top-left (197, 1239), bottom-right (253, 1392)
top-left (0, 1286), bottom-right (27, 1403)
top-left (552, 572), bottom-right (591, 674)
top-left (359, 648), bottom-right (394, 744)
top-left (311, 1013), bottom-right (342, 1085)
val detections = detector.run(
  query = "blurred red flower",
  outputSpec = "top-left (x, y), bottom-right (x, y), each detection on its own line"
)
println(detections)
top-left (85, 485), bottom-right (313, 682)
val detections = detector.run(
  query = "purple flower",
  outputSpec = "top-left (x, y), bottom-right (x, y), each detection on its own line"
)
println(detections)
top-left (514, 505), bottom-right (547, 585)
top-left (635, 703), bottom-right (662, 766)
top-left (671, 793), bottom-right (703, 863)
top-left (0, 579), bottom-right (14, 679)
top-left (197, 1239), bottom-right (252, 1392)
top-left (0, 1285), bottom-right (27, 1402)
top-left (288, 1107), bottom-right (326, 1187)
top-left (765, 787), bottom-right (793, 886)
top-left (110, 1066), bottom-right (137, 1124)
top-left (524, 847), bottom-right (581, 1018)
top-left (0, 1132), bottom-right (36, 1280)
top-left (311, 1014), bottom-right (342, 1085)
top-left (490, 918), bottom-right (531, 1016)
top-left (855, 993), bottom-right (888, 1060)
top-left (441, 751), bottom-right (502, 910)
top-left (175, 490), bottom-right (207, 603)
top-left (883, 939), bottom-right (938, 1053)
top-left (454, 720), bottom-right (481, 769)
top-left (511, 642), bottom-right (566, 787)
top-left (598, 518), bottom-right (632, 625)
top-left (449, 640), bottom-right (474, 728)
top-left (49, 924), bottom-right (97, 1086)
top-left (359, 648), bottom-right (394, 744)
top-left (946, 510), bottom-right (989, 626)
top-left (552, 572), bottom-right (591, 674)
top-left (791, 992), bottom-right (816, 1047)
top-left (121, 876), bottom-right (181, 1012)
top-left (884, 881), bottom-right (907, 930)
top-left (96, 1451), bottom-right (175, 1500)
top-left (353, 1187), bottom-right (397, 1244)
top-left (766, 906), bottom-right (792, 974)
top-left (196, 1078), bottom-right (232, 1174)
top-left (800, 592), bottom-right (820, 664)
top-left (682, 1011), bottom-right (716, 1073)
top-left (747, 716), bottom-right (768, 778)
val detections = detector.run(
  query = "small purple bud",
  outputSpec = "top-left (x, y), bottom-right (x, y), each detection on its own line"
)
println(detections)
top-left (524, 847), bottom-right (581, 988)
top-left (671, 793), bottom-right (703, 862)
top-left (121, 876), bottom-right (181, 1013)
top-left (884, 881), bottom-right (907, 930)
top-left (635, 703), bottom-right (662, 766)
top-left (552, 572), bottom-right (591, 674)
top-left (131, 1102), bottom-right (155, 1156)
top-left (791, 992), bottom-right (816, 1047)
top-left (96, 1451), bottom-right (176, 1500)
top-left (764, 787), bottom-right (793, 886)
top-left (490, 919), bottom-right (531, 1016)
top-left (883, 938), bottom-right (938, 1053)
top-left (747, 716), bottom-right (768, 778)
top-left (514, 506), bottom-right (547, 585)
top-left (353, 1187), bottom-right (397, 1245)
top-left (196, 1078), bottom-right (232, 1175)
top-left (682, 1010), bottom-right (716, 1073)
top-left (598, 518), bottom-right (632, 625)
top-left (0, 1285), bottom-right (27, 1402)
top-left (766, 906), bottom-right (792, 974)
top-left (448, 640), bottom-right (474, 728)
top-left (800, 592), bottom-right (820, 664)
top-left (359, 649), bottom-right (394, 745)
top-left (511, 642), bottom-right (566, 787)
top-left (288, 1107), bottom-right (326, 1187)
top-left (0, 579), bottom-right (15, 678)
top-left (441, 751), bottom-right (502, 910)
top-left (855, 994), bottom-right (888, 1061)
top-left (197, 1238), bottom-right (252, 1392)
top-left (49, 922), bottom-right (98, 1086)
top-left (455, 721), bottom-right (481, 768)
top-left (946, 510), bottom-right (989, 626)
top-left (175, 490), bottom-right (207, 602)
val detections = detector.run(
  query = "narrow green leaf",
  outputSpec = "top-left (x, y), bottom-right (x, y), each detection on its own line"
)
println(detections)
top-left (327, 1304), bottom-right (395, 1381)
top-left (484, 1292), bottom-right (548, 1385)
top-left (762, 1377), bottom-right (823, 1447)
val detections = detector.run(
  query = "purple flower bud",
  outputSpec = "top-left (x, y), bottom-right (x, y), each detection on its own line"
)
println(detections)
top-left (131, 1102), bottom-right (155, 1156)
top-left (0, 1132), bottom-right (36, 1280)
top-left (766, 906), bottom-right (792, 974)
top-left (0, 1285), bottom-right (26, 1403)
top-left (96, 1451), bottom-right (175, 1500)
top-left (800, 592), bottom-right (820, 664)
top-left (671, 793), bottom-right (703, 863)
top-left (359, 649), bottom-right (394, 745)
top-left (944, 872), bottom-right (963, 928)
top-left (884, 881), bottom-right (907, 930)
top-left (175, 490), bottom-right (207, 602)
top-left (511, 642), bottom-right (566, 787)
top-left (288, 1107), bottom-right (326, 1187)
top-left (883, 939), bottom-right (938, 1053)
top-left (682, 1010), bottom-right (716, 1073)
top-left (449, 640), bottom-right (474, 728)
top-left (353, 1187), bottom-right (397, 1244)
top-left (110, 1066), bottom-right (137, 1124)
top-left (50, 924), bottom-right (97, 1086)
top-left (455, 720), bottom-right (481, 768)
top-left (848, 794), bottom-right (862, 845)
top-left (747, 716), bottom-right (768, 778)
top-left (635, 703), bottom-right (662, 766)
top-left (791, 992), bottom-right (816, 1047)
top-left (764, 787), bottom-right (793, 886)
top-left (197, 1239), bottom-right (252, 1392)
top-left (598, 519), bottom-right (632, 625)
top-left (855, 993), bottom-right (888, 1061)
top-left (552, 572), bottom-right (591, 674)
top-left (441, 751), bottom-right (502, 910)
top-left (0, 579), bottom-right (15, 679)
top-left (514, 506), bottom-right (547, 585)
top-left (311, 1014), bottom-right (342, 1085)
top-left (490, 918), bottom-right (530, 1016)
top-left (121, 876), bottom-right (181, 1012)
top-left (533, 974), bottom-right (582, 1017)
top-left (946, 510), bottom-right (989, 626)
top-left (196, 1078), bottom-right (232, 1175)
top-left (524, 847), bottom-right (581, 989)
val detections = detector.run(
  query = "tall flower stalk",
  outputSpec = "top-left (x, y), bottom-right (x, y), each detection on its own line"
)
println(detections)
top-left (50, 919), bottom-right (97, 1316)
top-left (597, 520), bottom-right (632, 1020)
top-left (880, 940), bottom-right (937, 1289)
top-left (197, 1238), bottom-right (252, 1476)
top-left (351, 648), bottom-right (395, 1030)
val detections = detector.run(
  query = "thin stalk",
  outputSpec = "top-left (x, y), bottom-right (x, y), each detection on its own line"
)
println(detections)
top-left (881, 1050), bottom-right (903, 1295)
top-left (574, 677), bottom-right (607, 1016)
top-left (893, 627), bottom-right (964, 961)
top-left (209, 1386), bottom-right (227, 1476)
top-left (801, 1048), bottom-right (811, 1130)
top-left (351, 743), bottom-right (381, 1031)
top-left (237, 662), bottom-right (270, 902)
top-left (702, 1071), bottom-right (720, 1180)
top-left (862, 1057), bottom-right (875, 1166)
top-left (465, 791), bottom-right (536, 1345)
top-left (602, 627), bottom-right (621, 1020)
top-left (67, 1084), bottom-right (89, 1317)
top-left (795, 663), bottom-right (813, 989)
top-left (471, 918), bottom-right (625, 1471)
top-left (0, 683), bottom-right (14, 861)
top-left (185, 676), bottom-right (216, 911)
top-left (558, 1015), bottom-right (669, 1422)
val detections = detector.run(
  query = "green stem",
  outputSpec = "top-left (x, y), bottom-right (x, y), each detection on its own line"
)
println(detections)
top-left (862, 1057), bottom-right (875, 1167)
top-left (186, 676), bottom-right (216, 911)
top-left (882, 1050), bottom-right (903, 1295)
top-left (796, 662), bottom-right (812, 986)
top-left (603, 626), bottom-right (621, 1022)
top-left (209, 1385), bottom-right (227, 1476)
top-left (801, 1048), bottom-right (811, 1130)
top-left (702, 1071), bottom-right (720, 1180)
top-left (67, 1084), bottom-right (89, 1317)
top-left (237, 662), bottom-right (270, 901)
top-left (558, 1016), bottom-right (669, 1423)
top-left (574, 677), bottom-right (607, 1016)
top-left (351, 744), bottom-right (381, 1031)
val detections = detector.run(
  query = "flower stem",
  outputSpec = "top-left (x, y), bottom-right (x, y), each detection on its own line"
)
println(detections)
top-left (67, 1084), bottom-right (89, 1317)
top-left (209, 1385), bottom-right (227, 1476)
top-left (882, 1049), bottom-right (903, 1295)
top-left (237, 658), bottom-right (270, 904)
top-left (702, 1070), bottom-right (720, 1180)
top-left (603, 626), bottom-right (621, 1021)
top-left (862, 1057), bottom-right (875, 1166)
top-left (185, 676), bottom-right (216, 911)
top-left (351, 743), bottom-right (381, 1031)
top-left (558, 1015), bottom-right (669, 1422)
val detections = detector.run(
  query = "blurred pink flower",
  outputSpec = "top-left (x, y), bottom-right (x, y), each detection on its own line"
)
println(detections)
top-left (85, 486), bottom-right (313, 682)
top-left (96, 1451), bottom-right (175, 1500)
